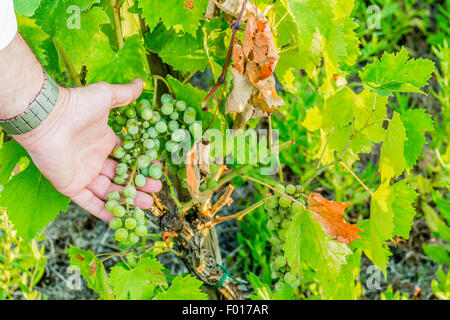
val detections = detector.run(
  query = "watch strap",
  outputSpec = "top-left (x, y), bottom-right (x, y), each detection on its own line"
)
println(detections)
top-left (0, 70), bottom-right (59, 135)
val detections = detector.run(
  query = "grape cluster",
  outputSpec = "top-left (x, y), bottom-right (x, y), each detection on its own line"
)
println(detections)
top-left (107, 93), bottom-right (201, 245)
top-left (265, 183), bottom-right (304, 291)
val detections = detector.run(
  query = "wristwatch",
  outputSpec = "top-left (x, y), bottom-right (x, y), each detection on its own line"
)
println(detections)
top-left (0, 69), bottom-right (59, 135)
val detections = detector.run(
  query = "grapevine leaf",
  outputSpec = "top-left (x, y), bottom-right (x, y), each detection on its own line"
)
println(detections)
top-left (35, 0), bottom-right (110, 73)
top-left (360, 47), bottom-right (435, 96)
top-left (423, 245), bottom-right (450, 264)
top-left (247, 272), bottom-right (272, 300)
top-left (391, 181), bottom-right (418, 239)
top-left (306, 193), bottom-right (363, 244)
top-left (400, 109), bottom-right (434, 169)
top-left (302, 106), bottom-right (323, 132)
top-left (109, 257), bottom-right (167, 300)
top-left (0, 140), bottom-right (27, 186)
top-left (67, 246), bottom-right (114, 299)
top-left (154, 275), bottom-right (207, 300)
top-left (16, 15), bottom-right (49, 66)
top-left (370, 183), bottom-right (395, 241)
top-left (138, 0), bottom-right (209, 38)
top-left (86, 34), bottom-right (149, 84)
top-left (13, 0), bottom-right (42, 16)
top-left (379, 112), bottom-right (407, 182)
top-left (284, 208), bottom-right (352, 278)
top-left (0, 156), bottom-right (70, 241)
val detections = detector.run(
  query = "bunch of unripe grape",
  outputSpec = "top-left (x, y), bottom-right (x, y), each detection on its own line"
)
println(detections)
top-left (106, 93), bottom-right (201, 245)
top-left (265, 183), bottom-right (304, 291)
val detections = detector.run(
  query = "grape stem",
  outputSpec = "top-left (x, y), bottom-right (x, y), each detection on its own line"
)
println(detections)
top-left (201, 0), bottom-right (249, 110)
top-left (110, 0), bottom-right (124, 50)
top-left (204, 198), bottom-right (265, 228)
top-left (151, 74), bottom-right (175, 98)
top-left (242, 175), bottom-right (306, 209)
top-left (162, 171), bottom-right (183, 213)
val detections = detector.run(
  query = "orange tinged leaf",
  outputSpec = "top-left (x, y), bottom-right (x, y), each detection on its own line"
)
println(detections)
top-left (89, 261), bottom-right (97, 275)
top-left (307, 193), bottom-right (363, 244)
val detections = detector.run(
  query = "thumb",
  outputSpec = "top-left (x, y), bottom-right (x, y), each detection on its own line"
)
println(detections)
top-left (109, 79), bottom-right (144, 108)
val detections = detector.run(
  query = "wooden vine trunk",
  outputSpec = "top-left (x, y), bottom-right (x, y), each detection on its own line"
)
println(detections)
top-left (148, 185), bottom-right (244, 300)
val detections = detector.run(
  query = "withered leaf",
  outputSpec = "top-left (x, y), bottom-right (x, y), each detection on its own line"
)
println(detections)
top-left (307, 193), bottom-right (363, 244)
top-left (185, 138), bottom-right (211, 201)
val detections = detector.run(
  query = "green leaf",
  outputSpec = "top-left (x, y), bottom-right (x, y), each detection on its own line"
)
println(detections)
top-left (109, 257), bottom-right (167, 299)
top-left (139, 0), bottom-right (209, 38)
top-left (14, 0), bottom-right (42, 16)
top-left (360, 47), bottom-right (435, 96)
top-left (0, 140), bottom-right (27, 186)
top-left (247, 272), bottom-right (272, 300)
top-left (86, 34), bottom-right (149, 84)
top-left (423, 245), bottom-right (450, 264)
top-left (0, 160), bottom-right (70, 241)
top-left (379, 112), bottom-right (407, 182)
top-left (154, 275), bottom-right (207, 300)
top-left (16, 15), bottom-right (49, 66)
top-left (67, 246), bottom-right (114, 299)
top-left (35, 0), bottom-right (109, 73)
top-left (400, 109), bottom-right (434, 169)
top-left (284, 208), bottom-right (351, 279)
top-left (302, 106), bottom-right (323, 132)
top-left (391, 181), bottom-right (417, 239)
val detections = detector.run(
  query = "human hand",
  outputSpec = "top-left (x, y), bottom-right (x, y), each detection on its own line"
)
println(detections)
top-left (14, 79), bottom-right (162, 221)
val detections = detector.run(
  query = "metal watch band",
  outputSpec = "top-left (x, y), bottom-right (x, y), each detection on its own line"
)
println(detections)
top-left (0, 69), bottom-right (59, 135)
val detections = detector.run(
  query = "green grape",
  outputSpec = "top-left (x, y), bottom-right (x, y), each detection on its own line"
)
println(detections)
top-left (286, 184), bottom-right (296, 195)
top-left (274, 281), bottom-right (285, 291)
top-left (148, 127), bottom-right (158, 138)
top-left (271, 271), bottom-right (281, 279)
top-left (275, 184), bottom-right (285, 193)
top-left (291, 203), bottom-right (302, 214)
top-left (274, 255), bottom-right (286, 267)
top-left (113, 176), bottom-right (126, 185)
top-left (141, 108), bottom-right (153, 121)
top-left (123, 185), bottom-right (137, 199)
top-left (133, 207), bottom-right (145, 220)
top-left (267, 220), bottom-right (278, 230)
top-left (165, 141), bottom-right (178, 152)
top-left (269, 234), bottom-right (282, 245)
top-left (116, 163), bottom-right (128, 175)
top-left (284, 272), bottom-right (297, 286)
top-left (136, 217), bottom-right (146, 226)
top-left (168, 120), bottom-right (179, 132)
top-left (272, 215), bottom-right (281, 224)
top-left (279, 196), bottom-right (292, 208)
top-left (115, 228), bottom-right (128, 242)
top-left (112, 205), bottom-right (126, 217)
top-left (107, 191), bottom-right (121, 201)
top-left (109, 217), bottom-right (123, 230)
top-left (142, 122), bottom-right (150, 130)
top-left (135, 174), bottom-right (146, 188)
top-left (113, 147), bottom-right (126, 159)
top-left (128, 232), bottom-right (140, 244)
top-left (146, 149), bottom-right (158, 161)
top-left (137, 155), bottom-right (151, 168)
top-left (209, 163), bottom-right (218, 176)
top-left (281, 219), bottom-right (291, 230)
top-left (143, 139), bottom-right (155, 150)
top-left (183, 108), bottom-right (196, 124)
top-left (161, 93), bottom-right (173, 105)
top-left (188, 122), bottom-right (202, 136)
top-left (175, 100), bottom-right (187, 112)
top-left (265, 196), bottom-right (279, 209)
top-left (206, 178), bottom-right (218, 190)
top-left (161, 103), bottom-right (174, 115)
top-left (125, 107), bottom-right (136, 118)
top-left (149, 164), bottom-right (162, 180)
top-left (126, 124), bottom-right (139, 135)
top-left (279, 229), bottom-right (287, 241)
top-left (116, 115), bottom-right (127, 126)
top-left (112, 123), bottom-right (122, 132)
top-left (141, 167), bottom-right (149, 177)
top-left (135, 225), bottom-right (148, 237)
top-left (171, 129), bottom-right (186, 142)
top-left (170, 111), bottom-right (179, 120)
top-left (105, 200), bottom-right (119, 212)
top-left (126, 253), bottom-right (138, 267)
top-left (199, 183), bottom-right (207, 192)
top-left (155, 121), bottom-right (167, 133)
top-left (177, 166), bottom-right (187, 179)
top-left (125, 197), bottom-right (134, 206)
top-left (125, 218), bottom-right (137, 230)
top-left (137, 99), bottom-right (150, 112)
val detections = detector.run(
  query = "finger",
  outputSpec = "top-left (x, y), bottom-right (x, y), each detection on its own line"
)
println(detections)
top-left (86, 175), bottom-right (154, 209)
top-left (71, 188), bottom-right (115, 222)
top-left (101, 159), bottom-right (119, 180)
top-left (109, 79), bottom-right (144, 109)
top-left (139, 177), bottom-right (162, 194)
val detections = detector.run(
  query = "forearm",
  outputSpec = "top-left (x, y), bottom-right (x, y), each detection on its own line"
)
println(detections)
top-left (0, 33), bottom-right (44, 120)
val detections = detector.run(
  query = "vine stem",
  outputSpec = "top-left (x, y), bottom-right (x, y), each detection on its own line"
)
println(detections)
top-left (339, 161), bottom-right (373, 196)
top-left (162, 171), bottom-right (183, 213)
top-left (242, 175), bottom-right (306, 209)
top-left (110, 0), bottom-right (124, 49)
top-left (53, 38), bottom-right (81, 87)
top-left (268, 116), bottom-right (283, 184)
top-left (202, 0), bottom-right (249, 109)
top-left (206, 199), bottom-right (265, 227)
top-left (151, 74), bottom-right (175, 98)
